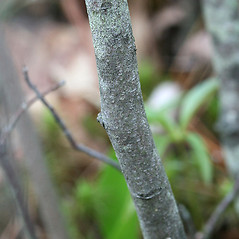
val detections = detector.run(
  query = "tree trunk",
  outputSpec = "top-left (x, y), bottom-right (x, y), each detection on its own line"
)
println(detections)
top-left (202, 0), bottom-right (239, 183)
top-left (84, 0), bottom-right (186, 238)
top-left (202, 0), bottom-right (239, 211)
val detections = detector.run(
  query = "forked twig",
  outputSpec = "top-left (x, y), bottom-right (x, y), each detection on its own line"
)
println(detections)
top-left (23, 66), bottom-right (121, 172)
top-left (1, 81), bottom-right (65, 145)
top-left (0, 80), bottom-right (64, 239)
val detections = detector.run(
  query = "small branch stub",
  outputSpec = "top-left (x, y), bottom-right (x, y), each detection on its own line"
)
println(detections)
top-left (97, 112), bottom-right (105, 129)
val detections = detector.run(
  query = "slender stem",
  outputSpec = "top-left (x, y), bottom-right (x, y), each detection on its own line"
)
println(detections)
top-left (0, 145), bottom-right (37, 239)
top-left (23, 66), bottom-right (121, 172)
top-left (203, 176), bottom-right (239, 239)
top-left (1, 81), bottom-right (65, 144)
top-left (178, 204), bottom-right (196, 239)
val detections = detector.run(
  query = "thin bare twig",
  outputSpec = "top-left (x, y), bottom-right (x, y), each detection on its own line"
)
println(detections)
top-left (23, 66), bottom-right (121, 172)
top-left (0, 78), bottom-right (58, 239)
top-left (0, 139), bottom-right (38, 239)
top-left (203, 176), bottom-right (239, 239)
top-left (1, 81), bottom-right (65, 145)
top-left (178, 204), bottom-right (196, 239)
top-left (0, 153), bottom-right (38, 239)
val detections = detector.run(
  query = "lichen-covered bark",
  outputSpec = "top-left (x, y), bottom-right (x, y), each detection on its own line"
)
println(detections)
top-left (202, 0), bottom-right (239, 180)
top-left (85, 0), bottom-right (186, 238)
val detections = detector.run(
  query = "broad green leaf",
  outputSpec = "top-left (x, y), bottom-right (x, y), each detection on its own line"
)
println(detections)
top-left (68, 148), bottom-right (139, 239)
top-left (186, 133), bottom-right (213, 184)
top-left (106, 193), bottom-right (138, 239)
top-left (95, 150), bottom-right (139, 239)
top-left (180, 78), bottom-right (218, 129)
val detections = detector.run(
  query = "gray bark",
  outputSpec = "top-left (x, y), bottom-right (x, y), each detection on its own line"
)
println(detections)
top-left (0, 25), bottom-right (69, 239)
top-left (85, 0), bottom-right (186, 238)
top-left (202, 0), bottom-right (239, 180)
top-left (202, 0), bottom-right (239, 214)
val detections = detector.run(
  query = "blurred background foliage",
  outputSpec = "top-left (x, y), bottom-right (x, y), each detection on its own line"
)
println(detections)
top-left (0, 0), bottom-right (238, 238)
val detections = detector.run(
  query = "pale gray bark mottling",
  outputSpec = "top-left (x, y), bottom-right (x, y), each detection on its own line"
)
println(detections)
top-left (202, 0), bottom-right (239, 216)
top-left (85, 0), bottom-right (186, 238)
top-left (202, 0), bottom-right (239, 180)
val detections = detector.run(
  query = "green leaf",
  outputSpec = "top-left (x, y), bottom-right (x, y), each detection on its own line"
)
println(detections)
top-left (95, 150), bottom-right (139, 239)
top-left (218, 178), bottom-right (233, 197)
top-left (186, 133), bottom-right (213, 184)
top-left (106, 194), bottom-right (138, 239)
top-left (180, 78), bottom-right (218, 129)
top-left (146, 107), bottom-right (180, 140)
